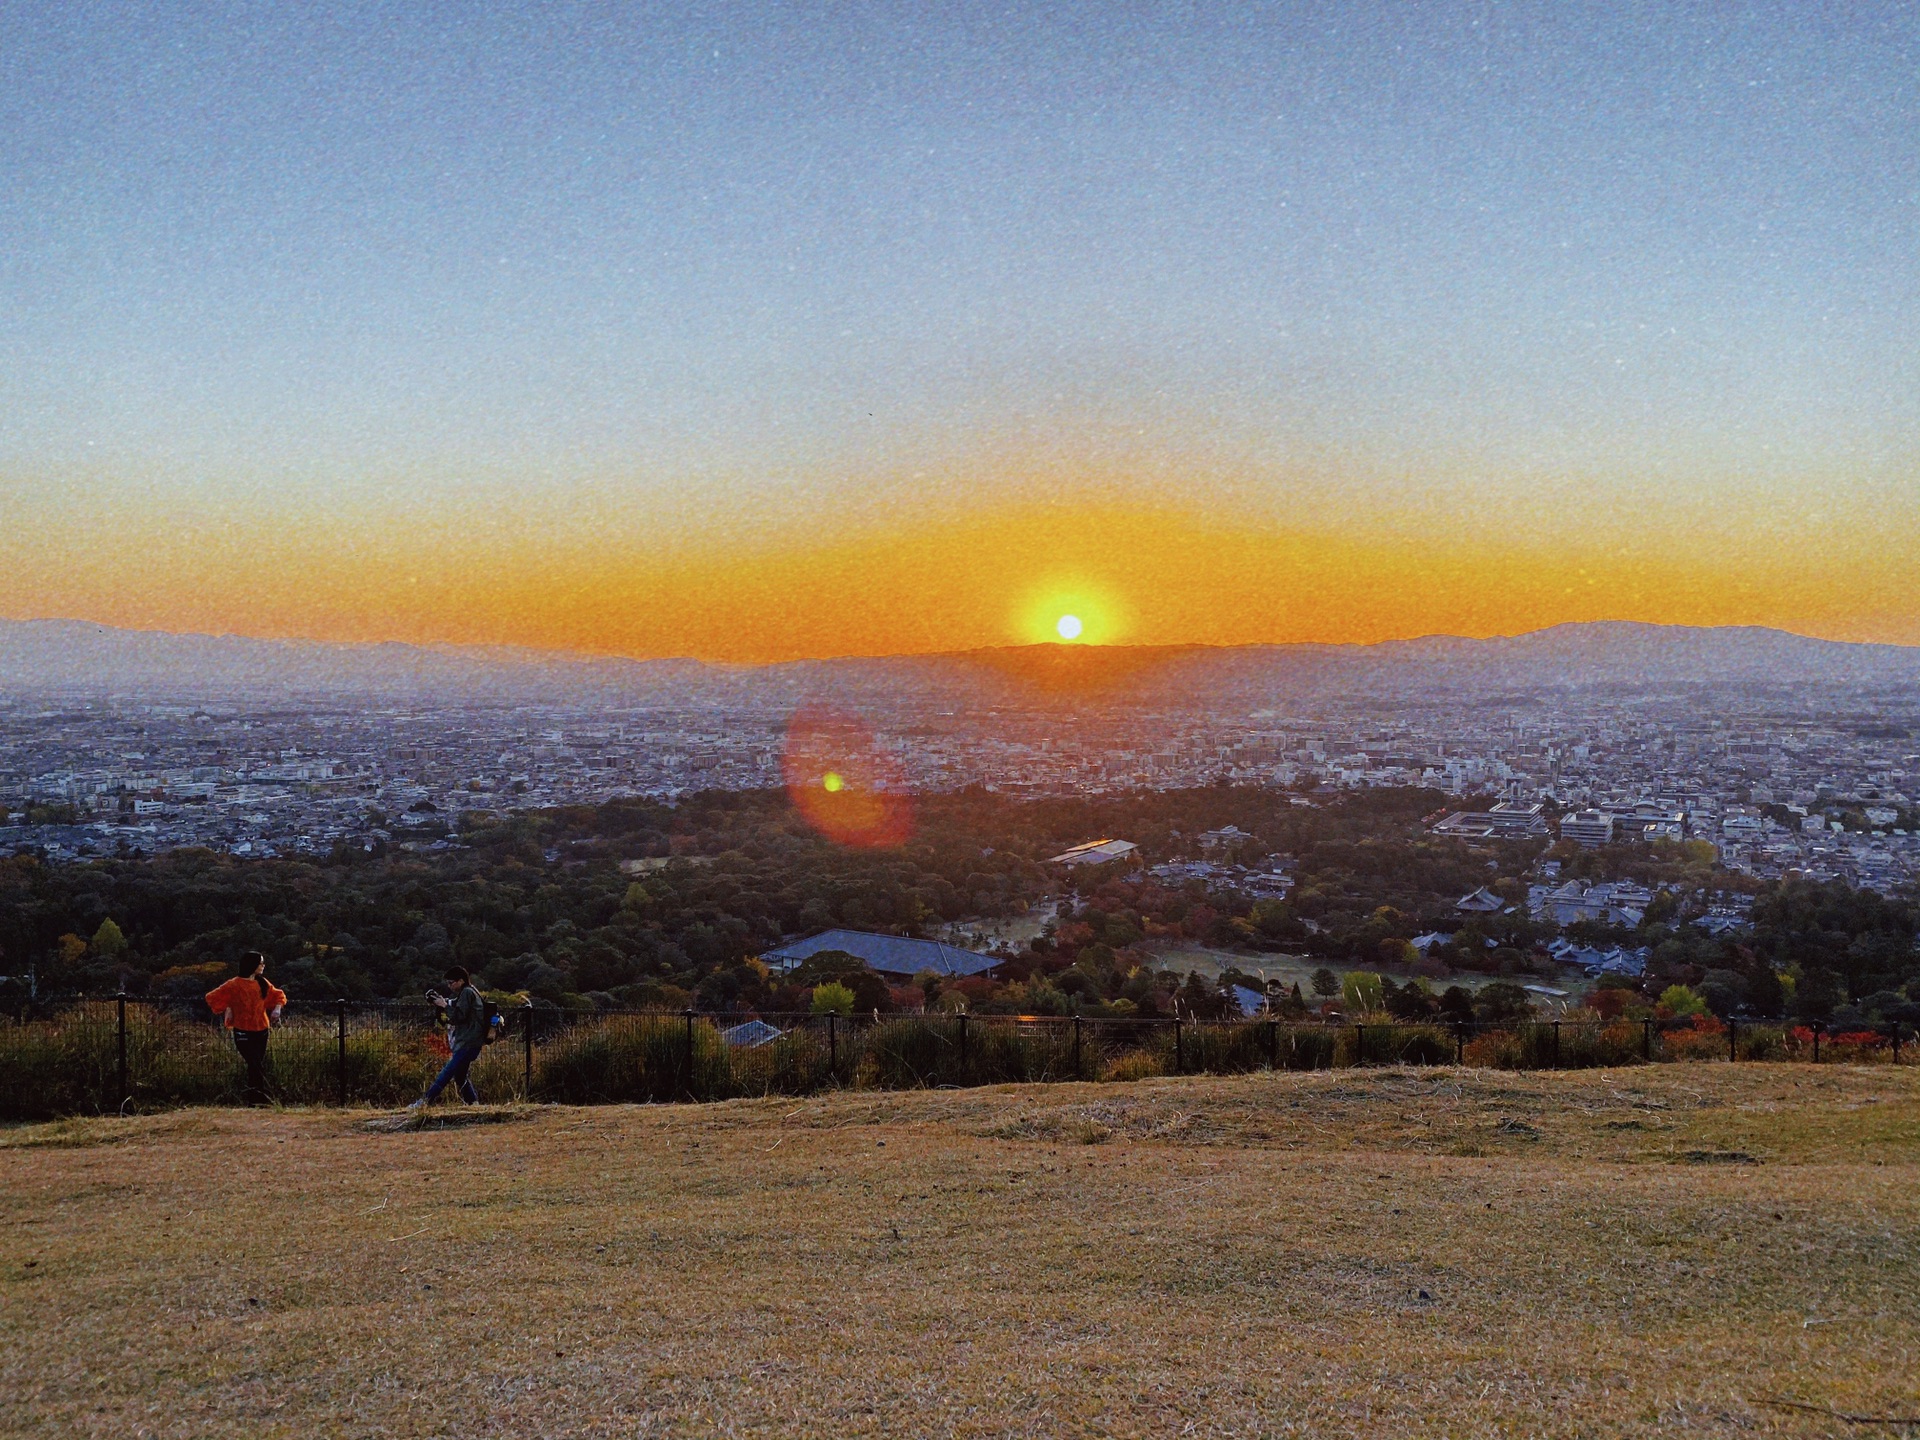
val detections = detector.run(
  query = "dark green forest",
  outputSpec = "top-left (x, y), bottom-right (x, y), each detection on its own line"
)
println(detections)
top-left (2, 786), bottom-right (1914, 1028)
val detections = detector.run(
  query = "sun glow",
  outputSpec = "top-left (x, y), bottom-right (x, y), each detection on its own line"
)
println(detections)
top-left (1016, 580), bottom-right (1124, 646)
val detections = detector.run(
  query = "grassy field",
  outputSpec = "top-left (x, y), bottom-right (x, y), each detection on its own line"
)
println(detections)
top-left (4, 1065), bottom-right (1918, 1437)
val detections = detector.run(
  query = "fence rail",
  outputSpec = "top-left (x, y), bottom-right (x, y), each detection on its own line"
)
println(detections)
top-left (0, 997), bottom-right (1910, 1121)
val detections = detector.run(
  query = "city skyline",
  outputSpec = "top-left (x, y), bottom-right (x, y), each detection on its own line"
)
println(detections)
top-left (5, 3), bottom-right (1917, 660)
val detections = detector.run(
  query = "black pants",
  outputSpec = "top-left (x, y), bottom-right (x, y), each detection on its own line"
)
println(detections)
top-left (232, 1029), bottom-right (270, 1105)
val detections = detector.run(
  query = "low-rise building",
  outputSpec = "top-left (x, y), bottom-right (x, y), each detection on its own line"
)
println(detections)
top-left (1046, 838), bottom-right (1140, 869)
top-left (761, 929), bottom-right (1000, 980)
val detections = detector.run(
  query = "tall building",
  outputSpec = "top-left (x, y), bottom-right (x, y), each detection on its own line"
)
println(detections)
top-left (1560, 810), bottom-right (1615, 848)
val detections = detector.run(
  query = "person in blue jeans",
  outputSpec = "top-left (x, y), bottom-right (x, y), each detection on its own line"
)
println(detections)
top-left (411, 967), bottom-right (489, 1108)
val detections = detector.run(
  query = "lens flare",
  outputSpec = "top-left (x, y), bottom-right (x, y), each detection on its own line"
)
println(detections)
top-left (1055, 614), bottom-right (1083, 640)
top-left (782, 706), bottom-right (912, 848)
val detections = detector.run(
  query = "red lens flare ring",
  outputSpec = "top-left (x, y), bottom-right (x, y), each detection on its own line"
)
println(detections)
top-left (781, 705), bottom-right (913, 848)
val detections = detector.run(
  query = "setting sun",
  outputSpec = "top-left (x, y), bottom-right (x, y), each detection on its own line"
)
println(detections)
top-left (1015, 580), bottom-right (1126, 647)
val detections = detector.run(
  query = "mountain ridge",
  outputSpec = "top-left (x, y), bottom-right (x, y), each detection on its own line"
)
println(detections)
top-left (1, 616), bottom-right (1916, 705)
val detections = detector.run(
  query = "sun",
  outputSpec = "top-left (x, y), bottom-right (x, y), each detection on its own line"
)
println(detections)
top-left (1015, 582), bottom-right (1124, 645)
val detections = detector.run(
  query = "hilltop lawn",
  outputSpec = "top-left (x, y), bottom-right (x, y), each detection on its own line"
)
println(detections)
top-left (4, 1065), bottom-right (1918, 1437)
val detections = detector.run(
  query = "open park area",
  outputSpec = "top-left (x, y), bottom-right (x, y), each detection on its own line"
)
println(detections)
top-left (4, 1064), bottom-right (1918, 1438)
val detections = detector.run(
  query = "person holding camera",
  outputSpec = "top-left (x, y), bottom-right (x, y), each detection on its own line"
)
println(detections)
top-left (410, 966), bottom-right (490, 1109)
top-left (204, 951), bottom-right (287, 1106)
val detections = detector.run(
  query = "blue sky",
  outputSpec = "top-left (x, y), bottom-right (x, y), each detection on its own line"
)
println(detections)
top-left (2, 2), bottom-right (1916, 654)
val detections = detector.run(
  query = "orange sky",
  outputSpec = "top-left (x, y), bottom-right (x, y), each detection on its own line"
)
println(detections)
top-left (5, 476), bottom-right (1917, 661)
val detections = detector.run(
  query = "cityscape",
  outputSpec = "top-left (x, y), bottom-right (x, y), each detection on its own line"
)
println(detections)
top-left (6, 672), bottom-right (1915, 898)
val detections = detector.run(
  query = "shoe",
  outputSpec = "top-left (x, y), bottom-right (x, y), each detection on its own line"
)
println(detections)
top-left (406, 1099), bottom-right (427, 1112)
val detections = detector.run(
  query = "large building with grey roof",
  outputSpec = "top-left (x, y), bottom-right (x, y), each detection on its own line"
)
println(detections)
top-left (760, 929), bottom-right (1001, 979)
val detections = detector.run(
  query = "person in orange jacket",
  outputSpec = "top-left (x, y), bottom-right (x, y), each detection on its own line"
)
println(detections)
top-left (205, 952), bottom-right (287, 1106)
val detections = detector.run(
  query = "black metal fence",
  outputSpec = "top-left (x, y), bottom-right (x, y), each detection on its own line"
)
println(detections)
top-left (0, 997), bottom-right (1910, 1121)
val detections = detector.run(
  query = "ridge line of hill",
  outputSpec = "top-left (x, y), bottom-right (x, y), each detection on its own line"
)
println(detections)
top-left (2, 615), bottom-right (1917, 701)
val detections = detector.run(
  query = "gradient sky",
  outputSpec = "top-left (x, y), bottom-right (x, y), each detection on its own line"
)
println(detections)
top-left (3, 2), bottom-right (1916, 660)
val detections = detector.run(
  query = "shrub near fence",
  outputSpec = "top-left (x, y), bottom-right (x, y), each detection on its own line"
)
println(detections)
top-left (1340, 1023), bottom-right (1457, 1068)
top-left (0, 1005), bottom-right (149, 1121)
top-left (0, 1000), bottom-right (1911, 1121)
top-left (863, 1015), bottom-right (1079, 1089)
top-left (534, 1013), bottom-right (730, 1104)
top-left (1462, 1021), bottom-right (1647, 1071)
top-left (1158, 1018), bottom-right (1273, 1076)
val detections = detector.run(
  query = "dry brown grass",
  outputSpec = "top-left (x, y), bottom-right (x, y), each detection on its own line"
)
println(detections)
top-left (3, 1064), bottom-right (1918, 1438)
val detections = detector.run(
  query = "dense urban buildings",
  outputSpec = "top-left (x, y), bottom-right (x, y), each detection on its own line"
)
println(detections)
top-left (3, 682), bottom-right (1915, 896)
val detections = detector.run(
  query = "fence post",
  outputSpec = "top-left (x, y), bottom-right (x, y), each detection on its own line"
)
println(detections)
top-left (1353, 1023), bottom-right (1364, 1068)
top-left (1642, 1018), bottom-right (1654, 1062)
top-left (1072, 1013), bottom-right (1082, 1080)
top-left (1173, 1016), bottom-right (1183, 1074)
top-left (522, 1002), bottom-right (535, 1099)
top-left (1551, 1021), bottom-right (1562, 1069)
top-left (115, 992), bottom-right (130, 1112)
top-left (336, 998), bottom-right (348, 1106)
top-left (1268, 1018), bottom-right (1279, 1070)
top-left (1728, 1017), bottom-right (1738, 1064)
top-left (1812, 1023), bottom-right (1822, 1064)
top-left (828, 1012), bottom-right (837, 1079)
top-left (1894, 1024), bottom-right (1902, 1065)
top-left (683, 1008), bottom-right (695, 1099)
top-left (1455, 1021), bottom-right (1468, 1066)
top-left (958, 1012), bottom-right (969, 1079)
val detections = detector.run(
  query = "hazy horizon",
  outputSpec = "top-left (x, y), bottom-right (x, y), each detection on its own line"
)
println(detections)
top-left (8, 612), bottom-right (1920, 709)
top-left (8, 611), bottom-right (1920, 668)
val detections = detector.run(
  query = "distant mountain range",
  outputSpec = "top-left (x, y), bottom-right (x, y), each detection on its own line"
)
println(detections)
top-left (2, 617), bottom-right (1917, 709)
